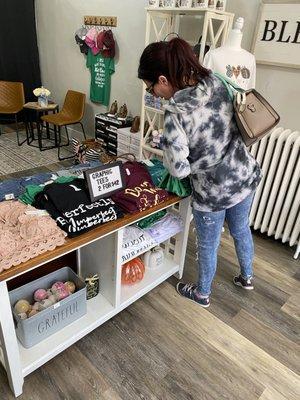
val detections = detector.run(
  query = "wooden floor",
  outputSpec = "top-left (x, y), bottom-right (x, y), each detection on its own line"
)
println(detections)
top-left (0, 164), bottom-right (299, 399)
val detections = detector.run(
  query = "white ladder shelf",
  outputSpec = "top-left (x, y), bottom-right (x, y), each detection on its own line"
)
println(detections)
top-left (140, 6), bottom-right (234, 159)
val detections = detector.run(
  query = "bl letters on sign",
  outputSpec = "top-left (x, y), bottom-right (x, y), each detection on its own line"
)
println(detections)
top-left (252, 2), bottom-right (300, 69)
top-left (261, 20), bottom-right (300, 43)
top-left (84, 162), bottom-right (125, 202)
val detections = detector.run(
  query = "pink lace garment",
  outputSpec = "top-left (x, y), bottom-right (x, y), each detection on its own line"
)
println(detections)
top-left (0, 201), bottom-right (66, 272)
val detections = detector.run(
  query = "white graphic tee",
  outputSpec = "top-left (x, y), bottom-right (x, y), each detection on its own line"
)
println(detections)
top-left (203, 47), bottom-right (256, 90)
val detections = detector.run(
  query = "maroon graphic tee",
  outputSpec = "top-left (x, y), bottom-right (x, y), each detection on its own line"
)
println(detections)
top-left (112, 162), bottom-right (169, 213)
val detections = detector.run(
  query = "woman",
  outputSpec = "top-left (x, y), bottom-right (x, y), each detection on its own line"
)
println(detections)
top-left (138, 38), bottom-right (262, 308)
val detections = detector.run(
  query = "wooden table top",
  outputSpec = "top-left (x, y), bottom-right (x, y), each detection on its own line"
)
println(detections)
top-left (0, 195), bottom-right (182, 282)
top-left (23, 102), bottom-right (58, 111)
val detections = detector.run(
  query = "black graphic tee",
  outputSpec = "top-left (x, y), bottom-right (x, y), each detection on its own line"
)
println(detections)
top-left (34, 179), bottom-right (123, 237)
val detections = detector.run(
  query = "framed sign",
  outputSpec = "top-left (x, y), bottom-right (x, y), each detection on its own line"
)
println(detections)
top-left (84, 161), bottom-right (125, 202)
top-left (251, 0), bottom-right (300, 69)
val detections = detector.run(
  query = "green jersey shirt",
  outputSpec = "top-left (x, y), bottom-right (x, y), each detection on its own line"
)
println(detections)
top-left (86, 50), bottom-right (115, 106)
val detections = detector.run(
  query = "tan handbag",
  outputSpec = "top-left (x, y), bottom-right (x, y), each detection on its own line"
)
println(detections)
top-left (215, 73), bottom-right (280, 146)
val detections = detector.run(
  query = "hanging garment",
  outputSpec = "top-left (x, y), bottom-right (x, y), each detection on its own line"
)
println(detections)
top-left (86, 49), bottom-right (115, 105)
top-left (97, 29), bottom-right (116, 58)
top-left (33, 179), bottom-right (123, 237)
top-left (85, 27), bottom-right (99, 55)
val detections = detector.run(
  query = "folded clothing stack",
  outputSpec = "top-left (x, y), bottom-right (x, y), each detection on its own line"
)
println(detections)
top-left (0, 172), bottom-right (57, 202)
top-left (0, 161), bottom-right (103, 203)
top-left (19, 176), bottom-right (76, 206)
top-left (33, 178), bottom-right (124, 237)
top-left (136, 209), bottom-right (167, 229)
top-left (112, 161), bottom-right (170, 213)
top-left (57, 160), bottom-right (102, 177)
top-left (144, 213), bottom-right (184, 244)
top-left (122, 225), bottom-right (157, 264)
top-left (142, 158), bottom-right (167, 186)
top-left (0, 201), bottom-right (66, 272)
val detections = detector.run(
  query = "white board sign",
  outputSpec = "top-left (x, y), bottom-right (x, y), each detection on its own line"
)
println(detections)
top-left (251, 1), bottom-right (300, 69)
top-left (84, 162), bottom-right (125, 201)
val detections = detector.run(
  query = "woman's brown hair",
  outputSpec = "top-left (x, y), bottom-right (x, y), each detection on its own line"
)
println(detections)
top-left (138, 37), bottom-right (210, 90)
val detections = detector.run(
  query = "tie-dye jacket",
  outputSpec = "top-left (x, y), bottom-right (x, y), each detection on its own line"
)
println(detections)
top-left (161, 72), bottom-right (262, 212)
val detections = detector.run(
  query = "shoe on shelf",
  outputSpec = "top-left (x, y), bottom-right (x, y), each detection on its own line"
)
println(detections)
top-left (107, 100), bottom-right (118, 116)
top-left (130, 116), bottom-right (140, 133)
top-left (176, 282), bottom-right (210, 308)
top-left (117, 103), bottom-right (128, 120)
top-left (233, 275), bottom-right (254, 290)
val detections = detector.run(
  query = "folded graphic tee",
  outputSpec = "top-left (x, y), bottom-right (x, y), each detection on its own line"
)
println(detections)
top-left (122, 225), bottom-right (157, 264)
top-left (144, 213), bottom-right (183, 244)
top-left (33, 179), bottom-right (124, 237)
top-left (112, 162), bottom-right (169, 213)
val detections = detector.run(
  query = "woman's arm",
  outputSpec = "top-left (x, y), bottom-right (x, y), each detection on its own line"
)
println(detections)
top-left (161, 111), bottom-right (191, 179)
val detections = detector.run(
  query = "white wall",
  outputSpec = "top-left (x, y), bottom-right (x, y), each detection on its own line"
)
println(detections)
top-left (35, 0), bottom-right (148, 134)
top-left (226, 0), bottom-right (300, 132)
top-left (36, 0), bottom-right (299, 135)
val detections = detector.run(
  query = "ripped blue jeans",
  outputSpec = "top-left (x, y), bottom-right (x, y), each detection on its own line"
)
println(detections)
top-left (193, 193), bottom-right (254, 296)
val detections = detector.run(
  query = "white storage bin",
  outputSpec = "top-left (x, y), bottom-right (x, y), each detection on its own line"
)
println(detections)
top-left (118, 143), bottom-right (131, 154)
top-left (130, 135), bottom-right (141, 147)
top-left (117, 127), bottom-right (132, 144)
top-left (130, 143), bottom-right (141, 157)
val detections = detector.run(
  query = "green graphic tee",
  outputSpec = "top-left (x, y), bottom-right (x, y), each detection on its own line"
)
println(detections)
top-left (86, 50), bottom-right (115, 106)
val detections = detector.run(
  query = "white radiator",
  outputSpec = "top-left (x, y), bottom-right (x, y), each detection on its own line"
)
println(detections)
top-left (249, 127), bottom-right (300, 259)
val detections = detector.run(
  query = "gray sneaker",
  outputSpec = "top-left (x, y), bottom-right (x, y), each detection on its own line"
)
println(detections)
top-left (176, 282), bottom-right (210, 308)
top-left (233, 275), bottom-right (254, 290)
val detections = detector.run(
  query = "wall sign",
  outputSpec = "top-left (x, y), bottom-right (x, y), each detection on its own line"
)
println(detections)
top-left (251, 0), bottom-right (300, 69)
top-left (84, 162), bottom-right (125, 202)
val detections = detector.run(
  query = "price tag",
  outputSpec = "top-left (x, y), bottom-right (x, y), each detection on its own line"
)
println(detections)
top-left (84, 161), bottom-right (125, 202)
top-left (5, 193), bottom-right (15, 200)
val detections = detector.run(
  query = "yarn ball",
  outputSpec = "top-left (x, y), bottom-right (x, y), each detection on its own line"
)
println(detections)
top-left (47, 294), bottom-right (57, 305)
top-left (28, 309), bottom-right (39, 318)
top-left (51, 281), bottom-right (65, 291)
top-left (14, 299), bottom-right (30, 314)
top-left (53, 287), bottom-right (69, 301)
top-left (32, 302), bottom-right (42, 311)
top-left (64, 281), bottom-right (76, 294)
top-left (39, 299), bottom-right (53, 310)
top-left (34, 288), bottom-right (48, 302)
top-left (18, 312), bottom-right (28, 320)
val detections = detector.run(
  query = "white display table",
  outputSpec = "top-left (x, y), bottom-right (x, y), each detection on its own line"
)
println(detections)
top-left (0, 195), bottom-right (191, 397)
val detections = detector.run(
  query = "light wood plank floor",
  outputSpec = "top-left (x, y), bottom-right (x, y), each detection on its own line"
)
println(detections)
top-left (0, 163), bottom-right (299, 399)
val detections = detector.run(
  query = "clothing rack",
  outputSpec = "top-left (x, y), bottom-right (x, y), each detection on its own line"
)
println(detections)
top-left (83, 15), bottom-right (117, 27)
